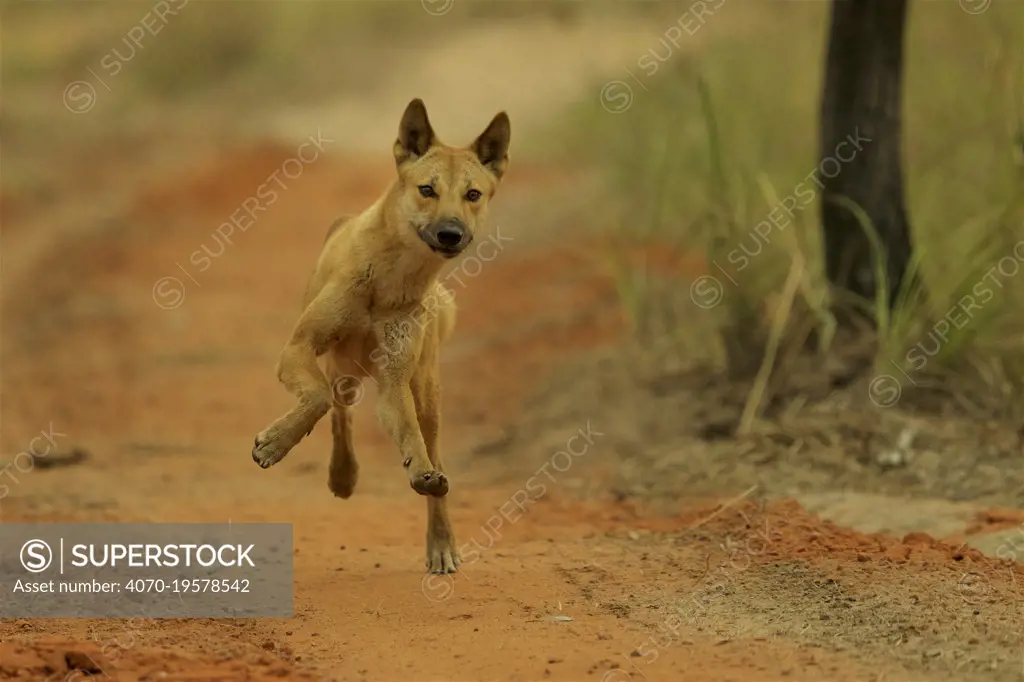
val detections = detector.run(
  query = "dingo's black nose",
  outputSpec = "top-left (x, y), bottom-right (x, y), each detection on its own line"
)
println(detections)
top-left (436, 225), bottom-right (464, 248)
top-left (420, 218), bottom-right (471, 256)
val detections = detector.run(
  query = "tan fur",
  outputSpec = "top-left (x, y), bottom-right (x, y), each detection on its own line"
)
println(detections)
top-left (252, 99), bottom-right (510, 575)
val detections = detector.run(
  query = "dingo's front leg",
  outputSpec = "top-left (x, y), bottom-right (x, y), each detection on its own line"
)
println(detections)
top-left (372, 317), bottom-right (448, 497)
top-left (253, 285), bottom-right (350, 469)
top-left (414, 357), bottom-right (458, 573)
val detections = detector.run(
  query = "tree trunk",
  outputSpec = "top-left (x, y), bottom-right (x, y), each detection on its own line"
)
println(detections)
top-left (819, 0), bottom-right (912, 313)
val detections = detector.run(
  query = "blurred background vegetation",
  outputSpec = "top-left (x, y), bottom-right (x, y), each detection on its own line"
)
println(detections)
top-left (547, 1), bottom-right (1024, 419)
top-left (3, 0), bottom-right (1023, 421)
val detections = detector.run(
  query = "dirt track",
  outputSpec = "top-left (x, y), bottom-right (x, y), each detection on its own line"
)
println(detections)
top-left (0, 137), bottom-right (1021, 682)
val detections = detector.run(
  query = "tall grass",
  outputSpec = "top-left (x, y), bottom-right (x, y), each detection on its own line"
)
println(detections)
top-left (549, 1), bottom-right (1024, 416)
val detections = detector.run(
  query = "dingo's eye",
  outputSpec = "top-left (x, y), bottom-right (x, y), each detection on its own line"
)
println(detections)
top-left (418, 185), bottom-right (437, 198)
top-left (465, 189), bottom-right (482, 202)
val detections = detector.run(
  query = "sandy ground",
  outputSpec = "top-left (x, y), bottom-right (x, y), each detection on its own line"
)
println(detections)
top-left (2, 10), bottom-right (1023, 682)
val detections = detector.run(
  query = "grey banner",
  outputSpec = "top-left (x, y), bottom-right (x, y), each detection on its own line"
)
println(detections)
top-left (0, 523), bottom-right (292, 617)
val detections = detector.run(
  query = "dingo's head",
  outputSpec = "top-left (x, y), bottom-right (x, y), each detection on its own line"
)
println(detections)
top-left (389, 98), bottom-right (510, 260)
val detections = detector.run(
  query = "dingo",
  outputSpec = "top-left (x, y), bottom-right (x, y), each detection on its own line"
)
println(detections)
top-left (252, 99), bottom-right (510, 574)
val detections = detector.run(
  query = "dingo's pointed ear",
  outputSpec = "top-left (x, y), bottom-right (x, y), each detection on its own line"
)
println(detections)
top-left (394, 98), bottom-right (435, 165)
top-left (472, 111), bottom-right (511, 180)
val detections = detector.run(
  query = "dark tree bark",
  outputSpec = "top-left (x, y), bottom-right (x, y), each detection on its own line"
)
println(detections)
top-left (819, 0), bottom-right (912, 312)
